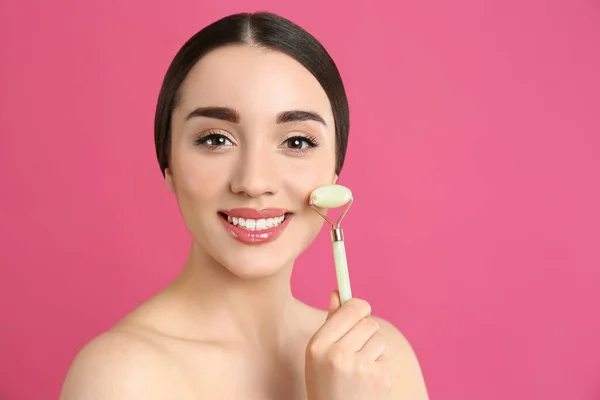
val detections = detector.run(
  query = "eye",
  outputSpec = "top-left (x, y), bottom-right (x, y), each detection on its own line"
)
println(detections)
top-left (194, 131), bottom-right (234, 148)
top-left (283, 135), bottom-right (320, 152)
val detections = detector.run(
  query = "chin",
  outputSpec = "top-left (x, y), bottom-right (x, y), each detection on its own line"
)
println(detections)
top-left (219, 228), bottom-right (318, 280)
top-left (215, 235), bottom-right (305, 280)
top-left (220, 256), bottom-right (291, 280)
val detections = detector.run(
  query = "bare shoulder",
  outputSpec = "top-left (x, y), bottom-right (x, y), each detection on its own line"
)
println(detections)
top-left (372, 316), bottom-right (430, 400)
top-left (59, 327), bottom-right (190, 400)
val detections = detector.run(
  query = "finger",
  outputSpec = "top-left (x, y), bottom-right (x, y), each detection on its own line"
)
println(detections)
top-left (326, 290), bottom-right (341, 320)
top-left (334, 317), bottom-right (380, 352)
top-left (314, 298), bottom-right (372, 344)
top-left (358, 331), bottom-right (387, 361)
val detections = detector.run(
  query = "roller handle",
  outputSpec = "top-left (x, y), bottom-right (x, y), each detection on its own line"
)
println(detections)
top-left (332, 240), bottom-right (352, 305)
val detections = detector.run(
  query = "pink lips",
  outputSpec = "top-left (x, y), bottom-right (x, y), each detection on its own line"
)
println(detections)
top-left (219, 208), bottom-right (292, 245)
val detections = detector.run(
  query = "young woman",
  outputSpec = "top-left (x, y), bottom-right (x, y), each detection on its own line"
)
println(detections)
top-left (60, 12), bottom-right (429, 400)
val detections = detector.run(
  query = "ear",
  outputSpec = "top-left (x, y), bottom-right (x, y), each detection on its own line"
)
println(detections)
top-left (333, 173), bottom-right (339, 184)
top-left (165, 167), bottom-right (175, 193)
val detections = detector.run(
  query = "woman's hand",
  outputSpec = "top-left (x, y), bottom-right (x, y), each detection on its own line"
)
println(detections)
top-left (305, 291), bottom-right (391, 400)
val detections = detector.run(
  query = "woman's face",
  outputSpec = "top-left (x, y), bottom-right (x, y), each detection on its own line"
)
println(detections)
top-left (167, 44), bottom-right (338, 278)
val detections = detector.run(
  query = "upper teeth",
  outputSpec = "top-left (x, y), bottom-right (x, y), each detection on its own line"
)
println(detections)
top-left (227, 215), bottom-right (286, 230)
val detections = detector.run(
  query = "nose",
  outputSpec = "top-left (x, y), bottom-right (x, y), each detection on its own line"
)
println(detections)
top-left (230, 148), bottom-right (280, 198)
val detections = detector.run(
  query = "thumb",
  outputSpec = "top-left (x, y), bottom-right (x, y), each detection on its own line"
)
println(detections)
top-left (326, 290), bottom-right (341, 320)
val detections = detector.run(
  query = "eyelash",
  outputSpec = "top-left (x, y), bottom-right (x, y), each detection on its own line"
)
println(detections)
top-left (193, 129), bottom-right (234, 150)
top-left (193, 130), bottom-right (321, 154)
top-left (282, 134), bottom-right (321, 154)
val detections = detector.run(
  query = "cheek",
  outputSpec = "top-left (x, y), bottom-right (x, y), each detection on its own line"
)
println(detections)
top-left (171, 148), bottom-right (230, 205)
top-left (283, 153), bottom-right (336, 224)
top-left (286, 153), bottom-right (336, 189)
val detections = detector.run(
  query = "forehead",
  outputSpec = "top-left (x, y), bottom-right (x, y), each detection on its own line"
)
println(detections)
top-left (176, 45), bottom-right (334, 124)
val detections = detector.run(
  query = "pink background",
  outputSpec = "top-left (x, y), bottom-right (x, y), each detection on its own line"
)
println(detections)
top-left (1, 0), bottom-right (599, 399)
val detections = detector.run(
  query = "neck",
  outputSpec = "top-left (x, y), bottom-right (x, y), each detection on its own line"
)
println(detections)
top-left (169, 242), bottom-right (301, 352)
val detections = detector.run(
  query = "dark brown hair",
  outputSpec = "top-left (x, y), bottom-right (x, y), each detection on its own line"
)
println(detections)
top-left (154, 12), bottom-right (350, 176)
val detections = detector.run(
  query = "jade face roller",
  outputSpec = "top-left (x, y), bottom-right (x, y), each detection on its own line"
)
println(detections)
top-left (309, 184), bottom-right (353, 305)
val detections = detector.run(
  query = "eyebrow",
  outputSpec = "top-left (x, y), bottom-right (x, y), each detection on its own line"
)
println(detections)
top-left (276, 110), bottom-right (327, 126)
top-left (185, 107), bottom-right (240, 123)
top-left (185, 106), bottom-right (327, 127)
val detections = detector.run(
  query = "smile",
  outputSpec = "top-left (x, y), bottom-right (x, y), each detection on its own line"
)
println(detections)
top-left (225, 214), bottom-right (287, 231)
top-left (218, 208), bottom-right (293, 244)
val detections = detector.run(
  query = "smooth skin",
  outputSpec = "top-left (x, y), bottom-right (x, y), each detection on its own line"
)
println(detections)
top-left (59, 44), bottom-right (429, 400)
